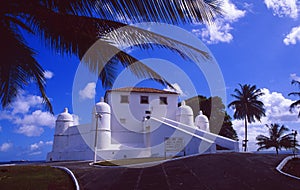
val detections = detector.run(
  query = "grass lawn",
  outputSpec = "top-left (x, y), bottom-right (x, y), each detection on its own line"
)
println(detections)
top-left (282, 157), bottom-right (300, 178)
top-left (0, 165), bottom-right (75, 190)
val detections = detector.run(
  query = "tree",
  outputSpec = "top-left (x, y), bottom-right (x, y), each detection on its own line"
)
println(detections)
top-left (228, 84), bottom-right (265, 152)
top-left (289, 80), bottom-right (300, 117)
top-left (1, 0), bottom-right (222, 113)
top-left (185, 95), bottom-right (238, 141)
top-left (256, 123), bottom-right (299, 155)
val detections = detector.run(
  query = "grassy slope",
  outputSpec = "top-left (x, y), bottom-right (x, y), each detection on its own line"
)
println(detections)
top-left (0, 166), bottom-right (75, 190)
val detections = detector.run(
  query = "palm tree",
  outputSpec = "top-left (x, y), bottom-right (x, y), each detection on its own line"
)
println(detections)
top-left (289, 80), bottom-right (300, 117)
top-left (228, 84), bottom-right (266, 152)
top-left (256, 123), bottom-right (298, 155)
top-left (1, 0), bottom-right (222, 113)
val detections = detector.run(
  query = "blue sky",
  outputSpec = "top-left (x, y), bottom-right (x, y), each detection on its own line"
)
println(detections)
top-left (1, 0), bottom-right (300, 161)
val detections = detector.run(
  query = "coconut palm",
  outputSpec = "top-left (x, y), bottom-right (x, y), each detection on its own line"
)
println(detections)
top-left (228, 84), bottom-right (265, 151)
top-left (256, 123), bottom-right (298, 155)
top-left (1, 0), bottom-right (222, 113)
top-left (289, 80), bottom-right (300, 117)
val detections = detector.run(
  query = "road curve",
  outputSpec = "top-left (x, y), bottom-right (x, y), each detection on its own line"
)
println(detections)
top-left (45, 153), bottom-right (300, 190)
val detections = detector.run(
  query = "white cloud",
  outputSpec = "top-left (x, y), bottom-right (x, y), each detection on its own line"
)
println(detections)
top-left (30, 141), bottom-right (44, 151)
top-left (30, 140), bottom-right (52, 151)
top-left (290, 73), bottom-right (300, 82)
top-left (231, 88), bottom-right (300, 151)
top-left (0, 92), bottom-right (56, 137)
top-left (15, 110), bottom-right (56, 128)
top-left (28, 140), bottom-right (52, 156)
top-left (44, 70), bottom-right (54, 79)
top-left (0, 142), bottom-right (13, 152)
top-left (45, 141), bottom-right (53, 145)
top-left (264, 0), bottom-right (298, 19)
top-left (16, 125), bottom-right (44, 137)
top-left (222, 0), bottom-right (246, 22)
top-left (0, 126), bottom-right (2, 132)
top-left (284, 26), bottom-right (300, 45)
top-left (11, 94), bottom-right (43, 114)
top-left (198, 20), bottom-right (233, 44)
top-left (79, 82), bottom-right (96, 100)
top-left (193, 0), bottom-right (245, 44)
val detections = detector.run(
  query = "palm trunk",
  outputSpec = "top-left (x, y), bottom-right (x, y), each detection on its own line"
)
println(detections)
top-left (244, 116), bottom-right (248, 152)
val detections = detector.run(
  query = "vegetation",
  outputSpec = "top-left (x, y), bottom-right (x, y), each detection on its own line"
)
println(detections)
top-left (282, 158), bottom-right (300, 178)
top-left (1, 0), bottom-right (222, 113)
top-left (0, 165), bottom-right (74, 190)
top-left (289, 79), bottom-right (300, 117)
top-left (256, 123), bottom-right (299, 155)
top-left (228, 84), bottom-right (265, 152)
top-left (185, 95), bottom-right (238, 141)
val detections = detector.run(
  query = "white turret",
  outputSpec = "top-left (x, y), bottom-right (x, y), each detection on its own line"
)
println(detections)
top-left (195, 111), bottom-right (210, 132)
top-left (176, 101), bottom-right (194, 126)
top-left (93, 97), bottom-right (111, 149)
top-left (55, 108), bottom-right (73, 135)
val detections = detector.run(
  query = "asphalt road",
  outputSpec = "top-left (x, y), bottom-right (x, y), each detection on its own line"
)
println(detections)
top-left (45, 153), bottom-right (300, 190)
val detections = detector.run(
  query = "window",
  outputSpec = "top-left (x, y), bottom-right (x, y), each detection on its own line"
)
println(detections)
top-left (160, 97), bottom-right (168, 105)
top-left (120, 95), bottom-right (129, 103)
top-left (140, 96), bottom-right (149, 104)
top-left (120, 118), bottom-right (126, 124)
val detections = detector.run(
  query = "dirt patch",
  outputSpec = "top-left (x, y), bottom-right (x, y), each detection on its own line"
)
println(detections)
top-left (282, 157), bottom-right (300, 178)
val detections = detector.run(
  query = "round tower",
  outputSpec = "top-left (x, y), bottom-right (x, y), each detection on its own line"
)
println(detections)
top-left (55, 108), bottom-right (74, 135)
top-left (176, 101), bottom-right (194, 126)
top-left (93, 97), bottom-right (111, 149)
top-left (195, 111), bottom-right (210, 132)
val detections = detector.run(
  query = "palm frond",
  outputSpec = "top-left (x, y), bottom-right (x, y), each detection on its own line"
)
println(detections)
top-left (288, 92), bottom-right (300, 97)
top-left (95, 0), bottom-right (222, 25)
top-left (291, 79), bottom-right (300, 86)
top-left (0, 21), bottom-right (53, 113)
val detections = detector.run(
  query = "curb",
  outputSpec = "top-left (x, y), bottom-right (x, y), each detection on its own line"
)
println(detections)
top-left (276, 155), bottom-right (300, 180)
top-left (53, 166), bottom-right (80, 190)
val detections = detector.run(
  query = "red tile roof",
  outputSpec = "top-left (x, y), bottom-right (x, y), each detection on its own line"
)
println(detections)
top-left (106, 87), bottom-right (179, 95)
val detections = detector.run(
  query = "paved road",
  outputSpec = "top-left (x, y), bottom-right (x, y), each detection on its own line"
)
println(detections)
top-left (46, 153), bottom-right (300, 190)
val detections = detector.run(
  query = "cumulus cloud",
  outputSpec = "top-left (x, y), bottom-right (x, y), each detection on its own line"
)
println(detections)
top-left (11, 94), bottom-right (43, 114)
top-left (0, 142), bottom-right (13, 152)
top-left (231, 88), bottom-right (300, 151)
top-left (198, 20), bottom-right (234, 44)
top-left (193, 0), bottom-right (245, 44)
top-left (30, 140), bottom-right (52, 151)
top-left (44, 70), bottom-right (54, 79)
top-left (284, 26), bottom-right (300, 45)
top-left (15, 110), bottom-right (56, 128)
top-left (0, 93), bottom-right (56, 137)
top-left (264, 0), bottom-right (298, 19)
top-left (16, 125), bottom-right (44, 137)
top-left (79, 82), bottom-right (96, 100)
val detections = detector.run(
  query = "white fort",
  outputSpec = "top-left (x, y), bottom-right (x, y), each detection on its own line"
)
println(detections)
top-left (47, 87), bottom-right (238, 161)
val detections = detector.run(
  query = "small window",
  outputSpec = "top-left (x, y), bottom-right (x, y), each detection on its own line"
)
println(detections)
top-left (140, 96), bottom-right (149, 104)
top-left (120, 95), bottom-right (129, 103)
top-left (120, 118), bottom-right (126, 124)
top-left (160, 97), bottom-right (168, 105)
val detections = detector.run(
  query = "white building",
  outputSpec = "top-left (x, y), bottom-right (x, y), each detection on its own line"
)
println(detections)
top-left (47, 87), bottom-right (238, 161)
